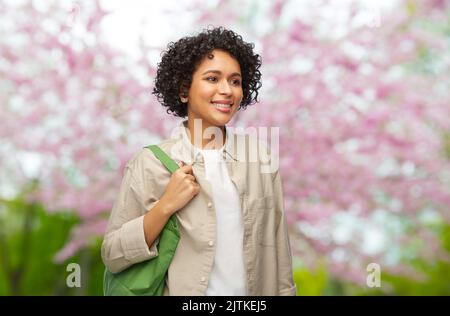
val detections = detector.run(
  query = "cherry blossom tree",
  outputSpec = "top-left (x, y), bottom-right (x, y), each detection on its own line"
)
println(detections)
top-left (1, 0), bottom-right (449, 287)
top-left (208, 0), bottom-right (450, 283)
top-left (0, 0), bottom-right (176, 260)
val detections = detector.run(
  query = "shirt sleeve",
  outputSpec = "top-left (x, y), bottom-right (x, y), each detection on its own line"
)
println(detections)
top-left (273, 169), bottom-right (297, 296)
top-left (101, 162), bottom-right (160, 274)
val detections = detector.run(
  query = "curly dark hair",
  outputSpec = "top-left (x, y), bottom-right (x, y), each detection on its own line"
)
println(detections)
top-left (152, 26), bottom-right (262, 117)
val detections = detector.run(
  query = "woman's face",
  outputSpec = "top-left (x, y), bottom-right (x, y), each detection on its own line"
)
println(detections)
top-left (184, 49), bottom-right (243, 129)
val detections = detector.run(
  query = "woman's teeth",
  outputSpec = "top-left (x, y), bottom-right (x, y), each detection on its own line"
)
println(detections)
top-left (211, 103), bottom-right (232, 108)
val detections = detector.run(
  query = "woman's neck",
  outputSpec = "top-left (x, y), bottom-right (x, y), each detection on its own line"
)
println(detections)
top-left (186, 118), bottom-right (226, 150)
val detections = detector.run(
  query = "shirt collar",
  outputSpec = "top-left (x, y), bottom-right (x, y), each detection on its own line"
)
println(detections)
top-left (171, 120), bottom-right (238, 164)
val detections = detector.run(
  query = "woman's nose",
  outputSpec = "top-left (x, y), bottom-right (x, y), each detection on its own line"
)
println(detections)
top-left (218, 80), bottom-right (232, 95)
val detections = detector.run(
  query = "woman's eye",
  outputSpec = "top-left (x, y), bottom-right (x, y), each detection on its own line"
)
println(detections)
top-left (206, 77), bottom-right (241, 86)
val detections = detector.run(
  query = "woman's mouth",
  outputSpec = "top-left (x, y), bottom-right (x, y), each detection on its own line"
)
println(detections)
top-left (211, 102), bottom-right (232, 113)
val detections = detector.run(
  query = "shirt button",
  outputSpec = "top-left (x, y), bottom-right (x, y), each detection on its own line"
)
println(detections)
top-left (207, 202), bottom-right (213, 208)
top-left (200, 277), bottom-right (206, 283)
top-left (208, 240), bottom-right (214, 247)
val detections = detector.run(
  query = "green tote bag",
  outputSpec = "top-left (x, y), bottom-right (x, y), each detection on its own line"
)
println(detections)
top-left (103, 145), bottom-right (180, 296)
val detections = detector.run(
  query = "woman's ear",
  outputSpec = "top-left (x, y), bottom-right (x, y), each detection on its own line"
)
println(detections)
top-left (180, 92), bottom-right (188, 103)
top-left (179, 84), bottom-right (189, 103)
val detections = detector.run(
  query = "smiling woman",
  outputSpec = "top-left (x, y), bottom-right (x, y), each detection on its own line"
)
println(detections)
top-left (101, 26), bottom-right (296, 296)
top-left (151, 26), bottom-right (262, 149)
top-left (152, 27), bottom-right (262, 118)
top-left (184, 49), bottom-right (244, 143)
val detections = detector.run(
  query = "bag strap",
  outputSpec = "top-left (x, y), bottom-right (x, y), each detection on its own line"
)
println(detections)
top-left (145, 145), bottom-right (179, 174)
top-left (144, 145), bottom-right (180, 230)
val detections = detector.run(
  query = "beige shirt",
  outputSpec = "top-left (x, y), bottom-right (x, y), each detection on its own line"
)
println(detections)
top-left (101, 121), bottom-right (297, 296)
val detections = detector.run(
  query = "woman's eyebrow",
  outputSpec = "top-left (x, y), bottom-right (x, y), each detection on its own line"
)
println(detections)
top-left (201, 70), bottom-right (241, 77)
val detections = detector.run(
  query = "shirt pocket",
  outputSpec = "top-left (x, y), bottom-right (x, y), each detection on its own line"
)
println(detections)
top-left (248, 196), bottom-right (277, 247)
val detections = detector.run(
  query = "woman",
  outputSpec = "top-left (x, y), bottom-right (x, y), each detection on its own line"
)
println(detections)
top-left (101, 26), bottom-right (296, 296)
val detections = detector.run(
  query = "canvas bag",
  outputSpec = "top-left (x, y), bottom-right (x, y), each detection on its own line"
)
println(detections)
top-left (103, 145), bottom-right (180, 296)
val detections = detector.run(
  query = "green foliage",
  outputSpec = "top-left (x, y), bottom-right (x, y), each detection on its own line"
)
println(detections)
top-left (1, 195), bottom-right (449, 296)
top-left (293, 224), bottom-right (450, 296)
top-left (377, 224), bottom-right (450, 296)
top-left (442, 132), bottom-right (450, 160)
top-left (293, 263), bottom-right (328, 296)
top-left (327, 225), bottom-right (450, 296)
top-left (0, 196), bottom-right (105, 295)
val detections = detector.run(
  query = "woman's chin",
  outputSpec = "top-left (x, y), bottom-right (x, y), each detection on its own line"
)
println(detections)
top-left (209, 109), bottom-right (235, 124)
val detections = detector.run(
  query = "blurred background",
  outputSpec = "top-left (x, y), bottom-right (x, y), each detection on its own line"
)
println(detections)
top-left (0, 0), bottom-right (449, 295)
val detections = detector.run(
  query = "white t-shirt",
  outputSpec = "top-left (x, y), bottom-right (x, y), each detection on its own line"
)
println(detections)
top-left (200, 148), bottom-right (247, 296)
